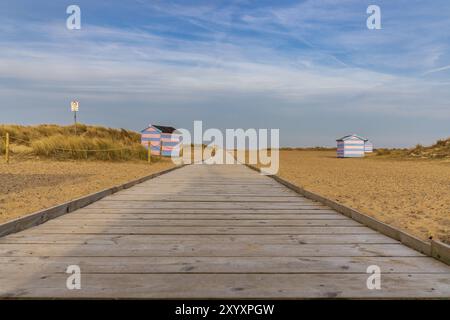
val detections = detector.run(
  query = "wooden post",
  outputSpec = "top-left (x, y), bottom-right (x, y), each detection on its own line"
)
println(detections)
top-left (148, 141), bottom-right (151, 164)
top-left (5, 132), bottom-right (9, 164)
top-left (159, 142), bottom-right (162, 159)
top-left (74, 110), bottom-right (77, 135)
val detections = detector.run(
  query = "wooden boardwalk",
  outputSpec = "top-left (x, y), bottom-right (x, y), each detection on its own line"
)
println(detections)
top-left (0, 164), bottom-right (449, 298)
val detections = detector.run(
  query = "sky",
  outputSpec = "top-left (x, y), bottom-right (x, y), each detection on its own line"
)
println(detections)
top-left (1, 0), bottom-right (450, 147)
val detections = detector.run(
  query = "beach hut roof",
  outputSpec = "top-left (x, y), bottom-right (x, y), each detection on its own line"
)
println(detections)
top-left (336, 134), bottom-right (368, 142)
top-left (142, 125), bottom-right (177, 134)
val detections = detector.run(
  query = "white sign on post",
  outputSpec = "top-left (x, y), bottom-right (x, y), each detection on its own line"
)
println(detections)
top-left (71, 100), bottom-right (79, 112)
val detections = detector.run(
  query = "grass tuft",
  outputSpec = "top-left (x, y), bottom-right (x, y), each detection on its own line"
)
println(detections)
top-left (0, 124), bottom-right (155, 161)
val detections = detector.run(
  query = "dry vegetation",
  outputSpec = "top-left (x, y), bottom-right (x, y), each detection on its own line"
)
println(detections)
top-left (0, 124), bottom-right (150, 161)
top-left (376, 137), bottom-right (450, 159)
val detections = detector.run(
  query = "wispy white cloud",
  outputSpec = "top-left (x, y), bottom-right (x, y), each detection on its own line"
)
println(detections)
top-left (0, 19), bottom-right (449, 117)
top-left (1, 0), bottom-right (450, 146)
top-left (0, 22), bottom-right (393, 99)
top-left (422, 64), bottom-right (450, 75)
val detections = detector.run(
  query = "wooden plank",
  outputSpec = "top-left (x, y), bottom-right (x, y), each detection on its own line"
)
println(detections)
top-left (45, 219), bottom-right (361, 227)
top-left (0, 233), bottom-right (398, 245)
top-left (61, 213), bottom-right (347, 220)
top-left (1, 274), bottom-right (449, 298)
top-left (0, 243), bottom-right (423, 257)
top-left (85, 201), bottom-right (327, 209)
top-left (116, 191), bottom-right (296, 196)
top-left (140, 182), bottom-right (280, 186)
top-left (432, 240), bottom-right (450, 265)
top-left (1, 256), bottom-right (448, 274)
top-left (27, 225), bottom-right (377, 235)
top-left (106, 195), bottom-right (309, 202)
top-left (74, 208), bottom-right (336, 214)
top-left (133, 182), bottom-right (288, 186)
top-left (126, 189), bottom-right (292, 195)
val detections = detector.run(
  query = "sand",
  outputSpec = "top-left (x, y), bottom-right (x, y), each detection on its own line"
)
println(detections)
top-left (0, 159), bottom-right (175, 224)
top-left (258, 151), bottom-right (450, 243)
top-left (1, 151), bottom-right (449, 244)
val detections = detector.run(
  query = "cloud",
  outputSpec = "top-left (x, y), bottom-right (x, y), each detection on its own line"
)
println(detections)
top-left (1, 0), bottom-right (449, 146)
top-left (423, 65), bottom-right (450, 75)
top-left (0, 23), bottom-right (387, 99)
top-left (0, 20), bottom-right (445, 112)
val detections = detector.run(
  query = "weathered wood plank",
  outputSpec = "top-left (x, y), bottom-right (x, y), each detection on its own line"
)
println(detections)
top-left (140, 182), bottom-right (280, 186)
top-left (106, 195), bottom-right (309, 202)
top-left (74, 208), bottom-right (336, 214)
top-left (117, 191), bottom-right (295, 196)
top-left (27, 225), bottom-right (377, 235)
top-left (86, 201), bottom-right (327, 209)
top-left (1, 274), bottom-right (449, 298)
top-left (61, 213), bottom-right (347, 220)
top-left (45, 218), bottom-right (361, 227)
top-left (0, 243), bottom-right (423, 257)
top-left (126, 189), bottom-right (293, 195)
top-left (1, 256), bottom-right (448, 274)
top-left (0, 233), bottom-right (398, 245)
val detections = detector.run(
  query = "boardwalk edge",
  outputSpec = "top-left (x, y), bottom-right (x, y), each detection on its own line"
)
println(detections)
top-left (0, 165), bottom-right (185, 238)
top-left (431, 240), bottom-right (450, 265)
top-left (245, 164), bottom-right (449, 266)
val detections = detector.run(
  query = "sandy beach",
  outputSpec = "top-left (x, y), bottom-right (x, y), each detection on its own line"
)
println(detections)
top-left (0, 160), bottom-right (175, 224)
top-left (260, 150), bottom-right (450, 243)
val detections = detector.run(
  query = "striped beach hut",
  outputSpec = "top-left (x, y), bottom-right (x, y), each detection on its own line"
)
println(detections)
top-left (364, 140), bottom-right (374, 153)
top-left (140, 125), bottom-right (181, 157)
top-left (336, 134), bottom-right (367, 158)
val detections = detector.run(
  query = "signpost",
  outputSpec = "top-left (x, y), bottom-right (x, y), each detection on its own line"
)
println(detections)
top-left (71, 100), bottom-right (79, 134)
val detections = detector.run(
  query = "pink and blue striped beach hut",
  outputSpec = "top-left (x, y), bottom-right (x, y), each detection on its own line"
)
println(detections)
top-left (141, 125), bottom-right (181, 157)
top-left (336, 134), bottom-right (367, 158)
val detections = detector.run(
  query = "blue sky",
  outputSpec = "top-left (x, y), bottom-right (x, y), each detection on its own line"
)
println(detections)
top-left (1, 0), bottom-right (450, 147)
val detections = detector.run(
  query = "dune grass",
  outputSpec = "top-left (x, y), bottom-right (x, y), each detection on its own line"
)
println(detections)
top-left (31, 135), bottom-right (148, 161)
top-left (0, 124), bottom-right (152, 161)
top-left (0, 124), bottom-right (140, 144)
top-left (376, 138), bottom-right (450, 159)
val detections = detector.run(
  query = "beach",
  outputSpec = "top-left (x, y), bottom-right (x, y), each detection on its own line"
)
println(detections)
top-left (0, 159), bottom-right (175, 224)
top-left (258, 150), bottom-right (450, 243)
